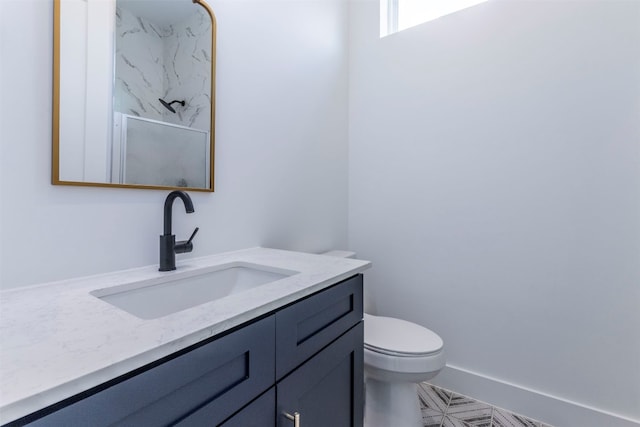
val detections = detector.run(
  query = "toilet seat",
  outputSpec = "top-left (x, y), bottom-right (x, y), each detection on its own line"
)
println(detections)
top-left (363, 313), bottom-right (445, 378)
top-left (364, 313), bottom-right (443, 357)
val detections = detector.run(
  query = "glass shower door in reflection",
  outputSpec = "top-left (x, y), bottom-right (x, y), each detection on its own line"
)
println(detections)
top-left (112, 113), bottom-right (210, 188)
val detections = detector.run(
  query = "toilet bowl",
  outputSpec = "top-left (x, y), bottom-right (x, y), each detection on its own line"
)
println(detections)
top-left (364, 313), bottom-right (445, 427)
top-left (320, 251), bottom-right (446, 427)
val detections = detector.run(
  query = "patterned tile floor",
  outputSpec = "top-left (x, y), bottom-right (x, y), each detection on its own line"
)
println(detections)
top-left (419, 383), bottom-right (554, 427)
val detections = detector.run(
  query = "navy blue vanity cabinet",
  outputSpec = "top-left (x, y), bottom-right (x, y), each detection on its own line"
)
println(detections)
top-left (275, 274), bottom-right (363, 380)
top-left (12, 274), bottom-right (364, 427)
top-left (19, 316), bottom-right (275, 427)
top-left (219, 388), bottom-right (276, 426)
top-left (275, 274), bottom-right (364, 426)
top-left (277, 322), bottom-right (364, 427)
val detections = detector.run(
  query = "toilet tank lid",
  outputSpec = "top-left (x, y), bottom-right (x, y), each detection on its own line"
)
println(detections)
top-left (321, 250), bottom-right (356, 258)
top-left (364, 314), bottom-right (443, 355)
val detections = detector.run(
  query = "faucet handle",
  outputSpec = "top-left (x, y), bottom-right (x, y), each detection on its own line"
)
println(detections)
top-left (187, 227), bottom-right (199, 244)
top-left (175, 227), bottom-right (199, 254)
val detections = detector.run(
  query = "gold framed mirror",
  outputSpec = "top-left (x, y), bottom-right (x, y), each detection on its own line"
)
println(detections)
top-left (53, 0), bottom-right (216, 191)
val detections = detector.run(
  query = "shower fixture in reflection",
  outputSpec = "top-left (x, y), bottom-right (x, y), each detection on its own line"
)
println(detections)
top-left (159, 99), bottom-right (186, 113)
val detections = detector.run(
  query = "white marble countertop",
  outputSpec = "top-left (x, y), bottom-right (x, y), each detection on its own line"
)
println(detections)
top-left (0, 247), bottom-right (370, 424)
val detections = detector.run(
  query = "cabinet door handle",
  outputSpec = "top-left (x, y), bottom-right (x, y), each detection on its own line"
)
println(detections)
top-left (283, 411), bottom-right (301, 427)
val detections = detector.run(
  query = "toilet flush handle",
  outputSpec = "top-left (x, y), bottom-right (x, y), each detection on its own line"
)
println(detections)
top-left (283, 411), bottom-right (301, 427)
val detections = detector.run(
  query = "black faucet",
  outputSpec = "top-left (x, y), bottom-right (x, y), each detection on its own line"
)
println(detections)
top-left (159, 191), bottom-right (199, 271)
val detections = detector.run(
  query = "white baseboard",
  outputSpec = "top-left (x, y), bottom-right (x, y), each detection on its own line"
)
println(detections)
top-left (429, 365), bottom-right (640, 427)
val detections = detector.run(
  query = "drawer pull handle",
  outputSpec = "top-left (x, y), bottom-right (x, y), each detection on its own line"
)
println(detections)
top-left (283, 411), bottom-right (301, 427)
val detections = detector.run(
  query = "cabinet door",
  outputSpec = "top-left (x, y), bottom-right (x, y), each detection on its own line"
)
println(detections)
top-left (277, 322), bottom-right (363, 427)
top-left (24, 316), bottom-right (275, 427)
top-left (276, 275), bottom-right (363, 379)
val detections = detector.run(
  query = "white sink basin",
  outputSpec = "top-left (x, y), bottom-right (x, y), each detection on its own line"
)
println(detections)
top-left (91, 263), bottom-right (298, 319)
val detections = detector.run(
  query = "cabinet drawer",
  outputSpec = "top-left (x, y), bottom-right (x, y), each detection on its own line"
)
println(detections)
top-left (25, 315), bottom-right (275, 427)
top-left (275, 275), bottom-right (363, 379)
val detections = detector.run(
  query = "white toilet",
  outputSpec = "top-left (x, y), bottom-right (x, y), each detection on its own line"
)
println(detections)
top-left (321, 251), bottom-right (446, 427)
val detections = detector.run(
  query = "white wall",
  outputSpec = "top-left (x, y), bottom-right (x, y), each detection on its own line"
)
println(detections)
top-left (349, 0), bottom-right (640, 426)
top-left (58, 0), bottom-right (114, 183)
top-left (0, 0), bottom-right (349, 289)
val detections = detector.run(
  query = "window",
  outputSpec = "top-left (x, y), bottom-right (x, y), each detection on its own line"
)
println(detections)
top-left (381, 0), bottom-right (489, 36)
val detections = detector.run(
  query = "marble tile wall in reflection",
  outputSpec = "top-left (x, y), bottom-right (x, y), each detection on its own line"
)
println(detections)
top-left (114, 5), bottom-right (212, 131)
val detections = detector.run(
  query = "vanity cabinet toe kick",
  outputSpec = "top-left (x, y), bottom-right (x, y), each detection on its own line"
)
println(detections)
top-left (8, 275), bottom-right (364, 427)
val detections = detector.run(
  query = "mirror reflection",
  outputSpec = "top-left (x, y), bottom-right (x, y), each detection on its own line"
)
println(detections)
top-left (53, 0), bottom-right (216, 191)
